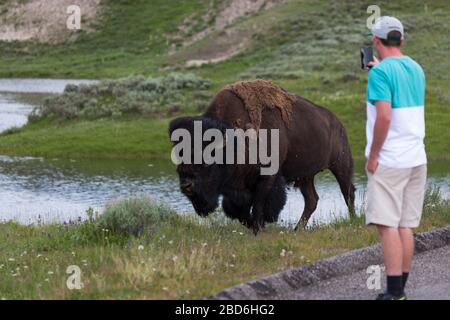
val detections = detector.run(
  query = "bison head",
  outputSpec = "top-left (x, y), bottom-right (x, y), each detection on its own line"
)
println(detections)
top-left (169, 116), bottom-right (230, 217)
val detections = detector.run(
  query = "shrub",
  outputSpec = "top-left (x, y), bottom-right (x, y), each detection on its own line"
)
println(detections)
top-left (95, 196), bottom-right (179, 235)
top-left (29, 73), bottom-right (212, 121)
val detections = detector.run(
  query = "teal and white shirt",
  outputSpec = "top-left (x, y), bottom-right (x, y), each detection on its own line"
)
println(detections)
top-left (366, 56), bottom-right (427, 168)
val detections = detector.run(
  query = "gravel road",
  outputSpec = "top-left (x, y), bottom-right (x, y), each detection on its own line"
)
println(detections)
top-left (282, 245), bottom-right (450, 300)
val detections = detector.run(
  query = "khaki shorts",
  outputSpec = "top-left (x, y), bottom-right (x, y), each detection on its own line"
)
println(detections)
top-left (365, 164), bottom-right (427, 228)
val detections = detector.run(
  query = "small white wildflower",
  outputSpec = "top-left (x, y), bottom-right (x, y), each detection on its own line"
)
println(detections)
top-left (12, 273), bottom-right (18, 277)
top-left (8, 258), bottom-right (15, 262)
top-left (162, 287), bottom-right (168, 291)
top-left (239, 232), bottom-right (244, 235)
top-left (37, 254), bottom-right (42, 258)
top-left (280, 249), bottom-right (286, 257)
top-left (48, 271), bottom-right (54, 275)
top-left (45, 278), bottom-right (49, 282)
top-left (168, 240), bottom-right (173, 245)
top-left (172, 255), bottom-right (178, 262)
top-left (229, 264), bottom-right (235, 268)
top-left (138, 245), bottom-right (144, 251)
top-left (279, 231), bottom-right (284, 234)
top-left (202, 242), bottom-right (207, 247)
top-left (232, 230), bottom-right (237, 233)
top-left (24, 266), bottom-right (28, 269)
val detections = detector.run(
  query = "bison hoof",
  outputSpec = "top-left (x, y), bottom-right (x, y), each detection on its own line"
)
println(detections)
top-left (294, 220), bottom-right (308, 231)
top-left (251, 219), bottom-right (265, 235)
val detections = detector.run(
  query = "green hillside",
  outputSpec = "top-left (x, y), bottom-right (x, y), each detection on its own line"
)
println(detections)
top-left (0, 0), bottom-right (449, 160)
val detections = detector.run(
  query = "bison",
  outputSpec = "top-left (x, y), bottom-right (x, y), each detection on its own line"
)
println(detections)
top-left (169, 80), bottom-right (355, 234)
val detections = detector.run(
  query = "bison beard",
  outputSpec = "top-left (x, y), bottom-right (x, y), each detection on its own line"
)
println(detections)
top-left (222, 173), bottom-right (287, 228)
top-left (169, 80), bottom-right (356, 234)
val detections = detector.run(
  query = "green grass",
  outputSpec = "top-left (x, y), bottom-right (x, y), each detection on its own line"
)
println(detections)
top-left (0, 117), bottom-right (172, 160)
top-left (1, 188), bottom-right (448, 299)
top-left (0, 0), bottom-right (448, 161)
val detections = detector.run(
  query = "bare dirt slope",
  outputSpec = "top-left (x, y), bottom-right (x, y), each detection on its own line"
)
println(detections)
top-left (0, 0), bottom-right (102, 43)
top-left (169, 0), bottom-right (287, 67)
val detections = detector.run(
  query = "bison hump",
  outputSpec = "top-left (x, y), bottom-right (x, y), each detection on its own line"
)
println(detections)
top-left (224, 80), bottom-right (296, 131)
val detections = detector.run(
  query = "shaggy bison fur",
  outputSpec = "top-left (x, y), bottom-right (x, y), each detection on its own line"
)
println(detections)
top-left (169, 81), bottom-right (355, 234)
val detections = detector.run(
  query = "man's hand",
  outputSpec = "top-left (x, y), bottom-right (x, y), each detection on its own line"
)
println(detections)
top-left (366, 155), bottom-right (379, 174)
top-left (368, 56), bottom-right (380, 68)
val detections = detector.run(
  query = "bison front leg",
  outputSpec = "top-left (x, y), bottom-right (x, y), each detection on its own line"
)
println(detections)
top-left (251, 175), bottom-right (277, 235)
top-left (222, 196), bottom-right (252, 228)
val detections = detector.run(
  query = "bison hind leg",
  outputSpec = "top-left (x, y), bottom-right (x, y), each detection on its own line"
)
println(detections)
top-left (263, 174), bottom-right (287, 223)
top-left (330, 157), bottom-right (356, 219)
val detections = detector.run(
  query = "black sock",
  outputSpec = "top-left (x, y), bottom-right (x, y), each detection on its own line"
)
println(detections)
top-left (402, 272), bottom-right (409, 291)
top-left (387, 275), bottom-right (403, 296)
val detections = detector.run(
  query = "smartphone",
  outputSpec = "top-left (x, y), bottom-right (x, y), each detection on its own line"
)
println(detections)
top-left (361, 47), bottom-right (374, 70)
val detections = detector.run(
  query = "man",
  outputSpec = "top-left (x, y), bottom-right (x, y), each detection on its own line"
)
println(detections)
top-left (365, 16), bottom-right (427, 300)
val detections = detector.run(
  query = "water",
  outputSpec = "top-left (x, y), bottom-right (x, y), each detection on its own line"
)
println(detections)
top-left (0, 78), bottom-right (97, 133)
top-left (0, 79), bottom-right (448, 227)
top-left (0, 78), bottom-right (98, 93)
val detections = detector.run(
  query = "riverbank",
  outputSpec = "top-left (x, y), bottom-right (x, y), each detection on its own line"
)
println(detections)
top-left (1, 189), bottom-right (449, 299)
top-left (0, 75), bottom-right (448, 162)
top-left (0, 117), bottom-right (172, 160)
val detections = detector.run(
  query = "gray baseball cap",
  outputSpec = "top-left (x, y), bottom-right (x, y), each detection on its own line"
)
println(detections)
top-left (371, 16), bottom-right (404, 40)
